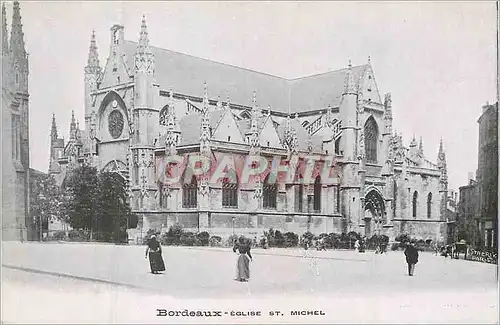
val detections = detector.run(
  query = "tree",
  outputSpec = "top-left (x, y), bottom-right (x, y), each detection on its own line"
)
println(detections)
top-left (97, 172), bottom-right (130, 242)
top-left (30, 174), bottom-right (68, 240)
top-left (65, 167), bottom-right (133, 243)
top-left (65, 165), bottom-right (100, 235)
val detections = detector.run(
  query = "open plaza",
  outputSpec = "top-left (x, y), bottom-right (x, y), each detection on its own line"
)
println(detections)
top-left (1, 242), bottom-right (498, 324)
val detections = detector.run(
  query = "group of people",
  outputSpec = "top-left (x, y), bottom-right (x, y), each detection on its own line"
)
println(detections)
top-left (144, 234), bottom-right (420, 279)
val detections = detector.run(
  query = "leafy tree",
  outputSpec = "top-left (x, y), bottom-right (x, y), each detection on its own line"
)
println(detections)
top-left (30, 174), bottom-right (68, 240)
top-left (96, 172), bottom-right (131, 242)
top-left (65, 165), bottom-right (100, 233)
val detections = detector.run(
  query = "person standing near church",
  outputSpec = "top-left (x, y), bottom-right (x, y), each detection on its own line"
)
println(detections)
top-left (145, 235), bottom-right (166, 274)
top-left (404, 241), bottom-right (419, 276)
top-left (233, 236), bottom-right (252, 282)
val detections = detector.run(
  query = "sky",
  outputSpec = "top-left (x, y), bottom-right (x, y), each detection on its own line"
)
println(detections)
top-left (4, 1), bottom-right (497, 192)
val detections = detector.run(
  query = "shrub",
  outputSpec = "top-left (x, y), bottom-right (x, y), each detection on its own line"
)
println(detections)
top-left (274, 230), bottom-right (285, 247)
top-left (197, 231), bottom-right (210, 246)
top-left (68, 229), bottom-right (89, 242)
top-left (180, 231), bottom-right (199, 246)
top-left (283, 232), bottom-right (299, 247)
top-left (51, 230), bottom-right (66, 241)
top-left (160, 225), bottom-right (183, 245)
top-left (209, 235), bottom-right (222, 247)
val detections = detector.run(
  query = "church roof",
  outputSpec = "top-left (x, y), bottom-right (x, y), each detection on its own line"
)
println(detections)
top-left (123, 41), bottom-right (368, 113)
top-left (175, 110), bottom-right (225, 146)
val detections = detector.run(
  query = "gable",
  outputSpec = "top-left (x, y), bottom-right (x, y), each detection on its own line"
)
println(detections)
top-left (358, 65), bottom-right (382, 104)
top-left (259, 116), bottom-right (282, 148)
top-left (99, 50), bottom-right (132, 89)
top-left (212, 109), bottom-right (245, 144)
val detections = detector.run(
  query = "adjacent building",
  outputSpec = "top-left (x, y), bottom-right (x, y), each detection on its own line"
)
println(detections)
top-left (458, 178), bottom-right (479, 247)
top-left (1, 1), bottom-right (32, 241)
top-left (476, 102), bottom-right (498, 251)
top-left (49, 17), bottom-right (451, 243)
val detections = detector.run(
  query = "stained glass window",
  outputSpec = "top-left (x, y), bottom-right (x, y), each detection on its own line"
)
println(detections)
top-left (427, 192), bottom-right (432, 219)
top-left (364, 116), bottom-right (378, 163)
top-left (412, 191), bottom-right (418, 218)
top-left (159, 105), bottom-right (169, 126)
top-left (182, 175), bottom-right (197, 208)
top-left (313, 176), bottom-right (321, 212)
top-left (263, 174), bottom-right (277, 209)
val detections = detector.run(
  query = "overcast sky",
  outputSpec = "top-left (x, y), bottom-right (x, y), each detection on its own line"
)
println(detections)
top-left (4, 1), bottom-right (497, 192)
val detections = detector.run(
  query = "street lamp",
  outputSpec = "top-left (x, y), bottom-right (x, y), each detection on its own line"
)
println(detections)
top-left (38, 193), bottom-right (45, 242)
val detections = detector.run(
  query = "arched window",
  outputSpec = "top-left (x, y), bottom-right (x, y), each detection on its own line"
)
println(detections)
top-left (335, 136), bottom-right (341, 155)
top-left (393, 179), bottom-right (397, 219)
top-left (222, 171), bottom-right (238, 208)
top-left (412, 191), bottom-right (418, 218)
top-left (240, 110), bottom-right (251, 119)
top-left (295, 183), bottom-right (303, 212)
top-left (427, 192), bottom-right (432, 219)
top-left (182, 175), bottom-right (197, 208)
top-left (364, 116), bottom-right (378, 163)
top-left (313, 176), bottom-right (321, 212)
top-left (263, 173), bottom-right (277, 209)
top-left (159, 105), bottom-right (169, 126)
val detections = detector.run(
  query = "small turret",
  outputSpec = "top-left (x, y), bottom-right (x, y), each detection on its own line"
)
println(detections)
top-left (2, 3), bottom-right (8, 54)
top-left (51, 113), bottom-right (58, 142)
top-left (70, 110), bottom-right (77, 140)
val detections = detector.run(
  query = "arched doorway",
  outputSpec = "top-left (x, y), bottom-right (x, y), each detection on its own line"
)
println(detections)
top-left (364, 189), bottom-right (386, 237)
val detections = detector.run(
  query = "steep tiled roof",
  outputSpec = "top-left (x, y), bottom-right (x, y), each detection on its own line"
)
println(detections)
top-left (168, 110), bottom-right (225, 146)
top-left (123, 41), bottom-right (368, 113)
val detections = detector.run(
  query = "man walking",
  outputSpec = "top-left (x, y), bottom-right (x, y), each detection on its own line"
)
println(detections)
top-left (404, 241), bottom-right (419, 276)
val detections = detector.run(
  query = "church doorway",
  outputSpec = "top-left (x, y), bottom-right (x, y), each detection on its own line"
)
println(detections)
top-left (364, 189), bottom-right (385, 237)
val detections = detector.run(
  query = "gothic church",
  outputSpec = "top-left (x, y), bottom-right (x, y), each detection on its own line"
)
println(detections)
top-left (49, 16), bottom-right (450, 243)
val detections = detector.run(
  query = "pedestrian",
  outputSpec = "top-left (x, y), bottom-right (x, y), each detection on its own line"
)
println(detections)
top-left (404, 241), bottom-right (419, 276)
top-left (233, 236), bottom-right (252, 282)
top-left (145, 235), bottom-right (165, 274)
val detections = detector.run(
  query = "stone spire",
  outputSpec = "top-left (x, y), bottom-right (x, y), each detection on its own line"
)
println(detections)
top-left (248, 91), bottom-right (260, 155)
top-left (2, 3), bottom-right (8, 54)
top-left (290, 127), bottom-right (299, 155)
top-left (134, 15), bottom-right (154, 75)
top-left (165, 89), bottom-right (178, 156)
top-left (138, 15), bottom-right (150, 53)
top-left (344, 60), bottom-right (356, 95)
top-left (51, 113), bottom-right (58, 141)
top-left (437, 138), bottom-right (447, 182)
top-left (199, 82), bottom-right (211, 155)
top-left (358, 128), bottom-right (365, 160)
top-left (225, 94), bottom-right (231, 110)
top-left (384, 93), bottom-right (393, 134)
top-left (418, 136), bottom-right (424, 156)
top-left (410, 134), bottom-right (418, 147)
top-left (85, 30), bottom-right (101, 74)
top-left (10, 0), bottom-right (25, 57)
top-left (70, 110), bottom-right (77, 140)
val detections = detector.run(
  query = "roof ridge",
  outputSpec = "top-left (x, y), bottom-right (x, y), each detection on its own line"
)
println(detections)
top-left (289, 64), bottom-right (368, 82)
top-left (124, 40), bottom-right (288, 81)
top-left (124, 40), bottom-right (367, 82)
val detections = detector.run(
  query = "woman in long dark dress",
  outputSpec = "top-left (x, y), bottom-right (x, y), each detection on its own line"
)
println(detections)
top-left (404, 241), bottom-right (419, 276)
top-left (145, 235), bottom-right (165, 274)
top-left (233, 236), bottom-right (252, 282)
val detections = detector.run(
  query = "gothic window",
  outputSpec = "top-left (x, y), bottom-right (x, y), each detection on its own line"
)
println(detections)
top-left (393, 179), bottom-right (397, 219)
top-left (182, 175), bottom-right (197, 208)
top-left (412, 191), bottom-right (418, 218)
top-left (263, 173), bottom-right (277, 209)
top-left (108, 110), bottom-right (124, 139)
top-left (159, 105), bottom-right (169, 126)
top-left (222, 171), bottom-right (238, 208)
top-left (427, 192), bottom-right (432, 219)
top-left (335, 136), bottom-right (341, 155)
top-left (295, 183), bottom-right (304, 212)
top-left (364, 116), bottom-right (378, 163)
top-left (313, 176), bottom-right (321, 212)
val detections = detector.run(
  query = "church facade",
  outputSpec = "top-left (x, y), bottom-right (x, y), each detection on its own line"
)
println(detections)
top-left (49, 17), bottom-right (450, 243)
top-left (2, 1), bottom-right (31, 241)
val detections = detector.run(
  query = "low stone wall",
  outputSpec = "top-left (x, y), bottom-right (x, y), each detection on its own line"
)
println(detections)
top-left (131, 211), bottom-right (343, 244)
